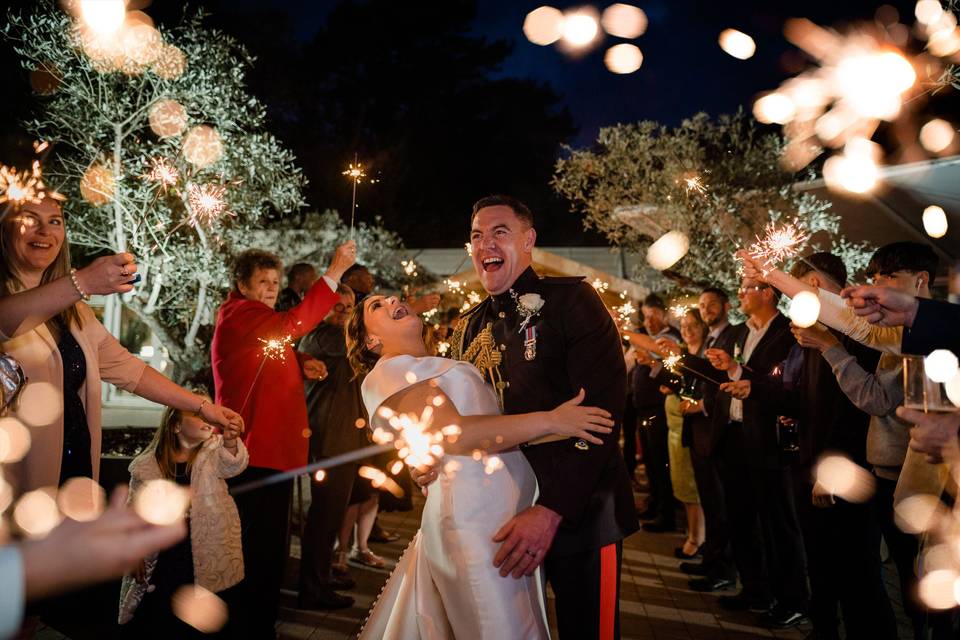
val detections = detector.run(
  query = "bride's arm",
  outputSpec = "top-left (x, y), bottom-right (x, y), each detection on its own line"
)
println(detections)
top-left (376, 382), bottom-right (613, 456)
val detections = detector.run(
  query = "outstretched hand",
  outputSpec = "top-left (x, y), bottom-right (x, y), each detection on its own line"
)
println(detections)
top-left (201, 402), bottom-right (245, 435)
top-left (897, 406), bottom-right (960, 464)
top-left (719, 379), bottom-right (751, 400)
top-left (492, 505), bottom-right (561, 578)
top-left (840, 285), bottom-right (919, 328)
top-left (704, 347), bottom-right (735, 372)
top-left (325, 240), bottom-right (357, 283)
top-left (735, 250), bottom-right (769, 282)
top-left (75, 253), bottom-right (139, 295)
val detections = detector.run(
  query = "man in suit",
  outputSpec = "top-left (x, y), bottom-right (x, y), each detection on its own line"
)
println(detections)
top-left (443, 195), bottom-right (638, 639)
top-left (276, 262), bottom-right (318, 312)
top-left (672, 286), bottom-right (740, 592)
top-left (704, 277), bottom-right (808, 627)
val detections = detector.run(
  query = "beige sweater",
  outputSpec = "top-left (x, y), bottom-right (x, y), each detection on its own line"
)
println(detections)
top-left (1, 303), bottom-right (147, 494)
top-left (118, 435), bottom-right (248, 623)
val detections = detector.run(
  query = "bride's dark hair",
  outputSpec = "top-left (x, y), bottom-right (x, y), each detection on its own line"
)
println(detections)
top-left (345, 299), bottom-right (380, 378)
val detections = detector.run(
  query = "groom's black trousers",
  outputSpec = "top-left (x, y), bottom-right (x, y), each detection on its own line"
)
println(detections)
top-left (545, 541), bottom-right (623, 640)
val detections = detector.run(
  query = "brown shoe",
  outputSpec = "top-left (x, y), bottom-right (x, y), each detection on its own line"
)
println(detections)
top-left (350, 548), bottom-right (386, 568)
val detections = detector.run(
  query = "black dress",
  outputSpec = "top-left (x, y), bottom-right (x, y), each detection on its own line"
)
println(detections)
top-left (56, 318), bottom-right (92, 484)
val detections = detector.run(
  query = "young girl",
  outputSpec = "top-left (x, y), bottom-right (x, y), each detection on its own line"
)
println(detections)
top-left (119, 396), bottom-right (247, 637)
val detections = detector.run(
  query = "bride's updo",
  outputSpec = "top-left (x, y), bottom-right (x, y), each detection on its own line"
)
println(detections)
top-left (345, 300), bottom-right (380, 378)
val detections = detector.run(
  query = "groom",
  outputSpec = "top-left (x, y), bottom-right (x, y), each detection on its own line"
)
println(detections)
top-left (449, 195), bottom-right (637, 638)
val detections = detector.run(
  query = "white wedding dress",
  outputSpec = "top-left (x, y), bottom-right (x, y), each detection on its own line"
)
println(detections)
top-left (359, 354), bottom-right (550, 640)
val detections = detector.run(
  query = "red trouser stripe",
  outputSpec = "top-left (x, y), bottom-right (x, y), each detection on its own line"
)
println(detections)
top-left (599, 543), bottom-right (617, 640)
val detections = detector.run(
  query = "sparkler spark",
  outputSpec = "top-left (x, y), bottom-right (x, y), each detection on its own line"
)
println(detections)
top-left (0, 160), bottom-right (64, 208)
top-left (342, 163), bottom-right (365, 181)
top-left (747, 220), bottom-right (810, 266)
top-left (444, 279), bottom-right (465, 295)
top-left (663, 353), bottom-right (682, 372)
top-left (401, 259), bottom-right (419, 277)
top-left (258, 335), bottom-right (293, 362)
top-left (186, 183), bottom-right (232, 227)
top-left (591, 278), bottom-right (609, 292)
top-left (437, 341), bottom-right (450, 356)
top-left (669, 303), bottom-right (693, 318)
top-left (681, 174), bottom-right (707, 195)
top-left (143, 157), bottom-right (179, 192)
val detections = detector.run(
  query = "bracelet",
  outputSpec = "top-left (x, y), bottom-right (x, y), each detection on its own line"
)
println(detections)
top-left (197, 398), bottom-right (209, 414)
top-left (69, 269), bottom-right (90, 301)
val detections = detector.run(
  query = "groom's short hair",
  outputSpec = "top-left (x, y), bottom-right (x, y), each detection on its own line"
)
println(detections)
top-left (471, 195), bottom-right (534, 228)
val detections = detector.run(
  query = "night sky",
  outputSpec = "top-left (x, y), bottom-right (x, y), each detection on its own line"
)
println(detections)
top-left (230, 0), bottom-right (919, 147)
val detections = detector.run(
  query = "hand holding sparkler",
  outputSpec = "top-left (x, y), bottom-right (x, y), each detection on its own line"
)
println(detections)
top-left (74, 252), bottom-right (140, 295)
top-left (840, 285), bottom-right (920, 328)
top-left (735, 249), bottom-right (770, 282)
top-left (656, 337), bottom-right (682, 357)
top-left (324, 239), bottom-right (357, 283)
top-left (719, 380), bottom-right (751, 400)
top-left (705, 347), bottom-right (736, 372)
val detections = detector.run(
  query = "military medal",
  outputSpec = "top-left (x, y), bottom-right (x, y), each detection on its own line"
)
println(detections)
top-left (523, 326), bottom-right (537, 361)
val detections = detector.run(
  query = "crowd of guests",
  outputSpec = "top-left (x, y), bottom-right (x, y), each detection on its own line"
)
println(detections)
top-left (622, 241), bottom-right (960, 638)
top-left (3, 190), bottom-right (960, 640)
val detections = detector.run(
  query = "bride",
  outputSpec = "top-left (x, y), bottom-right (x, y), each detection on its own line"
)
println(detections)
top-left (345, 295), bottom-right (614, 640)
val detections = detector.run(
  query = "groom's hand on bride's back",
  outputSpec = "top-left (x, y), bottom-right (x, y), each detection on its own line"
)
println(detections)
top-left (492, 505), bottom-right (562, 579)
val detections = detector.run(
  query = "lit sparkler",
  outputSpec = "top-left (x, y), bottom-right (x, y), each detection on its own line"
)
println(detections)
top-left (342, 156), bottom-right (365, 236)
top-left (437, 341), bottom-right (451, 356)
top-left (670, 303), bottom-right (693, 318)
top-left (143, 157), bottom-right (179, 192)
top-left (258, 335), bottom-right (293, 362)
top-left (591, 278), bottom-right (609, 292)
top-left (663, 353), bottom-right (682, 373)
top-left (401, 259), bottom-right (419, 278)
top-left (186, 183), bottom-right (232, 227)
top-left (747, 219), bottom-right (810, 266)
top-left (444, 279), bottom-right (465, 295)
top-left (680, 173), bottom-right (707, 195)
top-left (0, 160), bottom-right (64, 211)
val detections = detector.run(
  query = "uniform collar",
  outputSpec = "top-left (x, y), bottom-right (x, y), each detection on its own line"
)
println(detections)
top-left (491, 266), bottom-right (539, 312)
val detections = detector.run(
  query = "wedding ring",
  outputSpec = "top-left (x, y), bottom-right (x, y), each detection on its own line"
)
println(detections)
top-left (525, 549), bottom-right (537, 557)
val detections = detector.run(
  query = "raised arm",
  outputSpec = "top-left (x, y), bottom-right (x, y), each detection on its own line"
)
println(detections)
top-left (374, 381), bottom-right (613, 456)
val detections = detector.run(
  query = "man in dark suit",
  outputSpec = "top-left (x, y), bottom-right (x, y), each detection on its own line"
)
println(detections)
top-left (672, 286), bottom-right (740, 592)
top-left (445, 195), bottom-right (638, 639)
top-left (276, 262), bottom-right (318, 312)
top-left (704, 277), bottom-right (808, 627)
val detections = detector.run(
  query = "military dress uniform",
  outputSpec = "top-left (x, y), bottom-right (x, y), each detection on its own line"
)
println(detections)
top-left (451, 266), bottom-right (638, 640)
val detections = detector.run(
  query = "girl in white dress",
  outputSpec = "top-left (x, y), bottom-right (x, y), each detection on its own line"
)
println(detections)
top-left (346, 295), bottom-right (614, 640)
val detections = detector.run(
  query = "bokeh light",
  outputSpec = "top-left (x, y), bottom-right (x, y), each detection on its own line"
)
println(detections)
top-left (919, 569), bottom-right (960, 610)
top-left (0, 417), bottom-right (31, 463)
top-left (719, 29), bottom-right (756, 60)
top-left (172, 585), bottom-right (228, 633)
top-left (753, 93), bottom-right (796, 125)
top-left (604, 44), bottom-right (643, 74)
top-left (814, 454), bottom-right (875, 503)
top-left (923, 205), bottom-right (948, 238)
top-left (13, 488), bottom-right (62, 538)
top-left (523, 6), bottom-right (564, 46)
top-left (148, 99), bottom-right (188, 139)
top-left (182, 125), bottom-right (224, 168)
top-left (79, 0), bottom-right (125, 35)
top-left (152, 44), bottom-right (187, 80)
top-left (924, 349), bottom-right (959, 383)
top-left (601, 4), bottom-right (647, 39)
top-left (894, 493), bottom-right (942, 533)
top-left (133, 479), bottom-right (190, 526)
top-left (915, 0), bottom-right (945, 25)
top-left (17, 381), bottom-right (63, 426)
top-left (788, 291), bottom-right (821, 328)
top-left (822, 139), bottom-right (881, 194)
top-left (561, 10), bottom-right (599, 48)
top-left (79, 164), bottom-right (116, 207)
top-left (919, 119), bottom-right (955, 154)
top-left (57, 477), bottom-right (106, 522)
top-left (647, 230), bottom-right (689, 271)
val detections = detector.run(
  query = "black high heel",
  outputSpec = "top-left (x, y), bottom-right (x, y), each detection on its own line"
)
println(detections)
top-left (674, 543), bottom-right (702, 560)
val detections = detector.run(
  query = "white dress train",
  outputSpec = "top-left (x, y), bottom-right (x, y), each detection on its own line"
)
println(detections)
top-left (359, 355), bottom-right (550, 640)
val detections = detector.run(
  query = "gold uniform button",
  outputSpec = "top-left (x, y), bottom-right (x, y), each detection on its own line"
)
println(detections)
top-left (498, 312), bottom-right (506, 318)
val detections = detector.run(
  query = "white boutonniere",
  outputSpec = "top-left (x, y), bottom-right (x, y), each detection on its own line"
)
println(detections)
top-left (512, 291), bottom-right (545, 333)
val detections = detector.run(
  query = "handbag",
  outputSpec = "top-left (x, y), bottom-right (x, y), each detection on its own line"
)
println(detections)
top-left (0, 352), bottom-right (25, 415)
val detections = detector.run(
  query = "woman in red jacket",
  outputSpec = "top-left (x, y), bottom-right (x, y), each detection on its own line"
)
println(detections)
top-left (212, 240), bottom-right (355, 638)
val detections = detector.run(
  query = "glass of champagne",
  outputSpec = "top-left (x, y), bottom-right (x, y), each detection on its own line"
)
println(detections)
top-left (902, 355), bottom-right (960, 413)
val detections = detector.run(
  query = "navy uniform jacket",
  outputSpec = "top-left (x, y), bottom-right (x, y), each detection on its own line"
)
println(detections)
top-left (450, 267), bottom-right (638, 556)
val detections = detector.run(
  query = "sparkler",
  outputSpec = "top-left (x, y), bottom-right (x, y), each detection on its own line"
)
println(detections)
top-left (663, 353), bottom-right (682, 373)
top-left (237, 335), bottom-right (293, 414)
top-left (747, 220), bottom-right (810, 267)
top-left (186, 183), bottom-right (232, 227)
top-left (591, 278), bottom-right (609, 292)
top-left (444, 279), bottom-right (465, 295)
top-left (401, 259), bottom-right (419, 278)
top-left (680, 174), bottom-right (707, 195)
top-left (663, 353), bottom-right (726, 386)
top-left (342, 155), bottom-right (365, 237)
top-left (0, 160), bottom-right (64, 213)
top-left (143, 157), bottom-right (179, 192)
top-left (669, 303), bottom-right (693, 318)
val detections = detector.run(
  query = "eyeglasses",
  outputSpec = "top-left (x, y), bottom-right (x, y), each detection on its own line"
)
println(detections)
top-left (737, 285), bottom-right (769, 295)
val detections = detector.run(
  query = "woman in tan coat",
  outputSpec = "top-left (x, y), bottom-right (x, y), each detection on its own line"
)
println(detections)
top-left (0, 196), bottom-right (243, 494)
